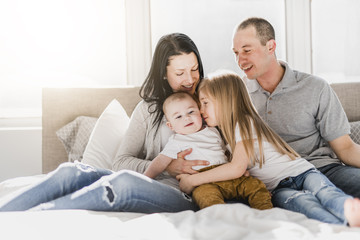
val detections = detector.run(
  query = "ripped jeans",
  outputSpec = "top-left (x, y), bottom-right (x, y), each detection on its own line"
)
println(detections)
top-left (272, 168), bottom-right (352, 225)
top-left (0, 162), bottom-right (198, 213)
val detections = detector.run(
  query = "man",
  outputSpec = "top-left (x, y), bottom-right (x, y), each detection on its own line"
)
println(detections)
top-left (232, 17), bottom-right (360, 198)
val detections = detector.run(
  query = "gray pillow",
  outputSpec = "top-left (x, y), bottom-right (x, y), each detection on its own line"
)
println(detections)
top-left (56, 116), bottom-right (98, 162)
top-left (350, 121), bottom-right (360, 144)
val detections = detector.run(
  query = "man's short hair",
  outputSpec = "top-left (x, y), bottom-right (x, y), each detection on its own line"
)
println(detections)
top-left (236, 17), bottom-right (275, 45)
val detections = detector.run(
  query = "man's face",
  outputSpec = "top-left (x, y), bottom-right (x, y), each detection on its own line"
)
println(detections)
top-left (232, 26), bottom-right (273, 80)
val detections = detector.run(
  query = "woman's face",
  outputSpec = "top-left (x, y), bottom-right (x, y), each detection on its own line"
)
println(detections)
top-left (166, 52), bottom-right (200, 94)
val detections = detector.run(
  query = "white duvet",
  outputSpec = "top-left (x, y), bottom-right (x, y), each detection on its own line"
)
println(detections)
top-left (1, 175), bottom-right (360, 240)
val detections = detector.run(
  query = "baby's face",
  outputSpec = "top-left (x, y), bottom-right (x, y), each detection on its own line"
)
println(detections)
top-left (165, 97), bottom-right (203, 135)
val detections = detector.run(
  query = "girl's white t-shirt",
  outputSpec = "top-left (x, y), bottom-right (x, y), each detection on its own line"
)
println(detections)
top-left (234, 124), bottom-right (313, 191)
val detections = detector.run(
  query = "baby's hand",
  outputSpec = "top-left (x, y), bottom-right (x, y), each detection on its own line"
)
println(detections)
top-left (176, 174), bottom-right (195, 194)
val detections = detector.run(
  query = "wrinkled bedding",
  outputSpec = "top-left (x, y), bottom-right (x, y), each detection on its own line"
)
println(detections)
top-left (1, 175), bottom-right (360, 240)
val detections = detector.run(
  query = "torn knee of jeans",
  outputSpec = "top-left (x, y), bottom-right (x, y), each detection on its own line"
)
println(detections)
top-left (105, 186), bottom-right (114, 202)
top-left (284, 191), bottom-right (308, 204)
top-left (102, 182), bottom-right (116, 205)
top-left (316, 179), bottom-right (330, 192)
top-left (75, 162), bottom-right (96, 173)
top-left (182, 193), bottom-right (193, 202)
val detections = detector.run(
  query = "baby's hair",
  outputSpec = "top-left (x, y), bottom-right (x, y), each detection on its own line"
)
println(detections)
top-left (163, 92), bottom-right (200, 119)
top-left (199, 70), bottom-right (299, 167)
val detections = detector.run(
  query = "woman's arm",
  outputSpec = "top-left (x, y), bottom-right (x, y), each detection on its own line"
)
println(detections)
top-left (112, 101), bottom-right (152, 173)
top-left (177, 141), bottom-right (249, 194)
top-left (144, 154), bottom-right (173, 178)
top-left (166, 148), bottom-right (210, 177)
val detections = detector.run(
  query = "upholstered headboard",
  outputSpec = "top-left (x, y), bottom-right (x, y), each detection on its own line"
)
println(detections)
top-left (330, 82), bottom-right (360, 122)
top-left (41, 82), bottom-right (360, 173)
top-left (42, 87), bottom-right (141, 173)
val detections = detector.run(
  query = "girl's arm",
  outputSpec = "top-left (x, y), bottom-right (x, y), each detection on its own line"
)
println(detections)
top-left (177, 141), bottom-right (249, 194)
top-left (144, 154), bottom-right (173, 178)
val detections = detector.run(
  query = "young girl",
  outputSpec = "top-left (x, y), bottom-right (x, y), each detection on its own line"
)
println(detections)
top-left (176, 71), bottom-right (360, 226)
top-left (144, 92), bottom-right (272, 210)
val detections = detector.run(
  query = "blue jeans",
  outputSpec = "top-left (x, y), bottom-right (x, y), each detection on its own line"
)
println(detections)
top-left (319, 163), bottom-right (360, 198)
top-left (272, 168), bottom-right (352, 225)
top-left (0, 162), bottom-right (198, 213)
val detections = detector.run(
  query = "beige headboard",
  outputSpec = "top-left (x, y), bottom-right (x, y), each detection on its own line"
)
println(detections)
top-left (42, 87), bottom-right (141, 173)
top-left (42, 82), bottom-right (359, 173)
top-left (330, 82), bottom-right (360, 122)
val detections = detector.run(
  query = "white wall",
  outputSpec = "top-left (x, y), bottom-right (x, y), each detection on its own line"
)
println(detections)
top-left (0, 128), bottom-right (42, 182)
top-left (0, 0), bottom-right (151, 182)
top-left (0, 0), bottom-right (127, 118)
top-left (0, 0), bottom-right (130, 182)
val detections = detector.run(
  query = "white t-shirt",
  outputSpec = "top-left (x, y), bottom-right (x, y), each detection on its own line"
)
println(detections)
top-left (234, 124), bottom-right (313, 191)
top-left (161, 126), bottom-right (228, 170)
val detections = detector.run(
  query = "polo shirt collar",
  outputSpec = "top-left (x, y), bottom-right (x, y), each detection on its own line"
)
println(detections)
top-left (277, 60), bottom-right (297, 89)
top-left (245, 60), bottom-right (297, 94)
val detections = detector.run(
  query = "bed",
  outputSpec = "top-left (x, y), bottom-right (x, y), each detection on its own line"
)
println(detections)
top-left (1, 85), bottom-right (360, 240)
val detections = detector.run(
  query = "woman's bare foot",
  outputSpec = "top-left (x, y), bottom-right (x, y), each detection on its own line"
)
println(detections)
top-left (344, 198), bottom-right (360, 227)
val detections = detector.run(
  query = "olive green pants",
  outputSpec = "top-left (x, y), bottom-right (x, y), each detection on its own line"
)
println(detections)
top-left (192, 166), bottom-right (273, 210)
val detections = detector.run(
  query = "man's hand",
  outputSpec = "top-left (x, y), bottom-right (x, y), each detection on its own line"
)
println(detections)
top-left (176, 173), bottom-right (195, 194)
top-left (165, 148), bottom-right (209, 177)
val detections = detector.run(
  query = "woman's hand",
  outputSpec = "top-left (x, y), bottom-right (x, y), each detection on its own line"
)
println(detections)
top-left (165, 148), bottom-right (209, 177)
top-left (176, 174), bottom-right (195, 194)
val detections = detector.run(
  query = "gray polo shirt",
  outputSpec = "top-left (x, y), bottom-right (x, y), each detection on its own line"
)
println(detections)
top-left (245, 61), bottom-right (350, 168)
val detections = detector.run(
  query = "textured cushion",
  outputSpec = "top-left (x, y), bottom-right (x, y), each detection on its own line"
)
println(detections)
top-left (331, 82), bottom-right (360, 122)
top-left (82, 99), bottom-right (130, 170)
top-left (350, 121), bottom-right (360, 144)
top-left (56, 116), bottom-right (98, 162)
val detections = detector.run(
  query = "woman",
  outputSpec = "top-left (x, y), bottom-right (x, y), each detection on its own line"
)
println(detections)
top-left (0, 33), bottom-right (208, 213)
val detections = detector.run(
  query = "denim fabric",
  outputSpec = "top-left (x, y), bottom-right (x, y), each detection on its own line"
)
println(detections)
top-left (319, 163), bottom-right (360, 198)
top-left (0, 162), bottom-right (198, 213)
top-left (272, 168), bottom-right (352, 225)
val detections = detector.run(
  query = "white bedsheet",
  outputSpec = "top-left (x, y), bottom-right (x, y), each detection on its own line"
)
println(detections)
top-left (1, 176), bottom-right (360, 240)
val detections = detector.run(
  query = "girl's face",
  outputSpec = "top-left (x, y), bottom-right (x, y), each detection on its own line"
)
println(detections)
top-left (199, 91), bottom-right (217, 127)
top-left (166, 52), bottom-right (200, 94)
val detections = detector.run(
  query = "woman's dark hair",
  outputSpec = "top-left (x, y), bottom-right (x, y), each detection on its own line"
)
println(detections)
top-left (139, 33), bottom-right (204, 132)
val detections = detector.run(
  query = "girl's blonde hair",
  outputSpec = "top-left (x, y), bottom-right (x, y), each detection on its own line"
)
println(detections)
top-left (198, 71), bottom-right (299, 167)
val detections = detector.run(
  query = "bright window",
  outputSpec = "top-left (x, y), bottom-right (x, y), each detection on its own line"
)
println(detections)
top-left (0, 0), bottom-right (126, 118)
top-left (150, 0), bottom-right (286, 78)
top-left (311, 0), bottom-right (360, 83)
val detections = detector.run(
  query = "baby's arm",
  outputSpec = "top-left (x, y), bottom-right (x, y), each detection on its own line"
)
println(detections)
top-left (144, 154), bottom-right (173, 179)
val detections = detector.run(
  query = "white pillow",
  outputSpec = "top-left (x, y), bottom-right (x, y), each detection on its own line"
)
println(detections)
top-left (82, 99), bottom-right (129, 169)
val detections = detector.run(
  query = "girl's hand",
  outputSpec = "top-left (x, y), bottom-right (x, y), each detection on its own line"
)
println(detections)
top-left (176, 174), bottom-right (195, 194)
top-left (165, 148), bottom-right (209, 177)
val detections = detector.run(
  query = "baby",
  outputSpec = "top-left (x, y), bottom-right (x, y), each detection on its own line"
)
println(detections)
top-left (144, 92), bottom-right (272, 210)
